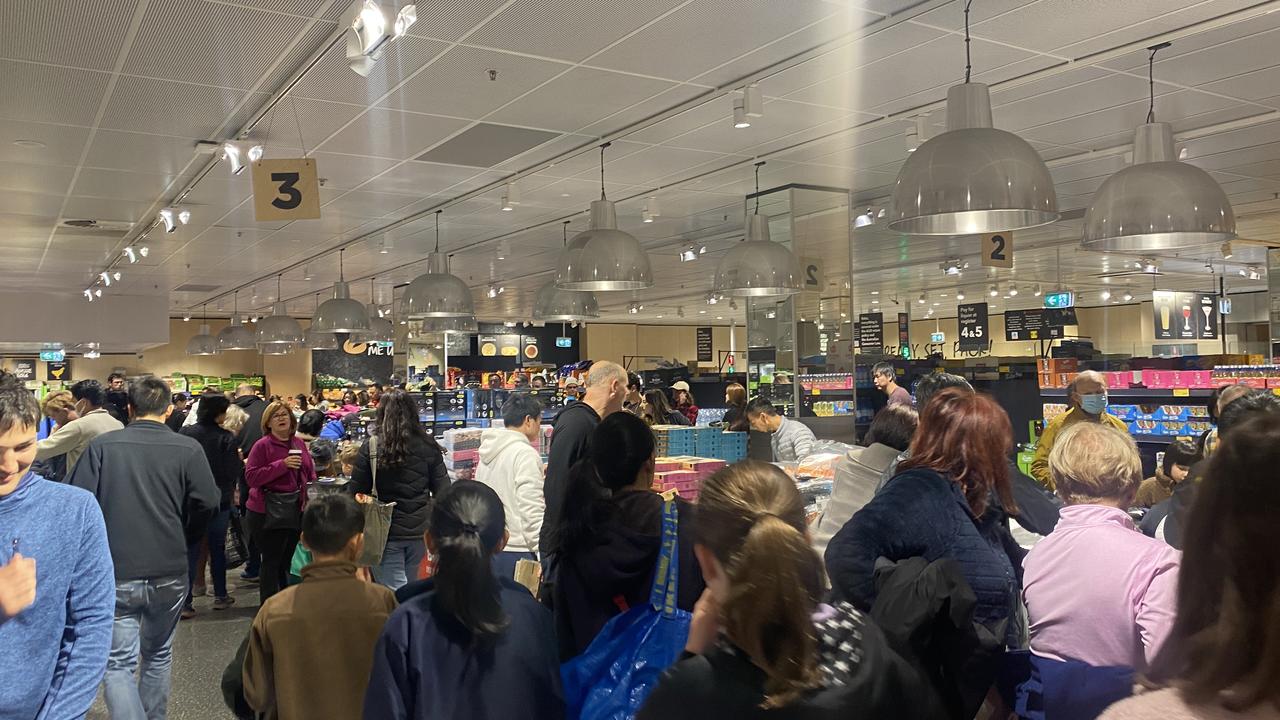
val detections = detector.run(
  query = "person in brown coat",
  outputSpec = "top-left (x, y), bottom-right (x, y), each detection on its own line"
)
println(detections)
top-left (243, 494), bottom-right (397, 720)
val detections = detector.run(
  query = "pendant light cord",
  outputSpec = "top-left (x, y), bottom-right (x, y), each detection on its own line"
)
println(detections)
top-left (563, 220), bottom-right (570, 247)
top-left (599, 142), bottom-right (611, 200)
top-left (963, 0), bottom-right (974, 83)
top-left (753, 161), bottom-right (765, 215)
top-left (1145, 42), bottom-right (1170, 124)
top-left (338, 248), bottom-right (345, 282)
top-left (434, 210), bottom-right (442, 253)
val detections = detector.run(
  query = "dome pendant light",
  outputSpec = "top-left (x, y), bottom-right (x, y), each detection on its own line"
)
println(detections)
top-left (1082, 43), bottom-right (1235, 252)
top-left (312, 248), bottom-right (371, 333)
top-left (216, 291), bottom-right (257, 351)
top-left (555, 143), bottom-right (653, 291)
top-left (306, 293), bottom-right (340, 350)
top-left (256, 274), bottom-right (305, 351)
top-left (888, 1), bottom-right (1057, 235)
top-left (185, 304), bottom-right (219, 356)
top-left (713, 161), bottom-right (802, 297)
top-left (400, 211), bottom-right (476, 319)
top-left (535, 221), bottom-right (601, 322)
top-left (356, 277), bottom-right (395, 343)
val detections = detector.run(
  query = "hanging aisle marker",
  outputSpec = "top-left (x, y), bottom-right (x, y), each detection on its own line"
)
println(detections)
top-left (980, 231), bottom-right (1013, 268)
top-left (252, 96), bottom-right (321, 221)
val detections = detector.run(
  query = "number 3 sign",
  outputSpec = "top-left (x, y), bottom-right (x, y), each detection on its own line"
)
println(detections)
top-left (980, 231), bottom-right (1013, 269)
top-left (252, 158), bottom-right (321, 221)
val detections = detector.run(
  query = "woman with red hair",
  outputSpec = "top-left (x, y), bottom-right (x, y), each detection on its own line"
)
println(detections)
top-left (825, 388), bottom-right (1022, 643)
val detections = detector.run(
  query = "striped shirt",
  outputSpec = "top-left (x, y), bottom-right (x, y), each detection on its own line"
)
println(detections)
top-left (772, 417), bottom-right (816, 462)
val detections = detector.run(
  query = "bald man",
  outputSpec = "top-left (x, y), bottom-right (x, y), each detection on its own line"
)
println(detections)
top-left (1031, 370), bottom-right (1129, 490)
top-left (540, 362), bottom-right (628, 559)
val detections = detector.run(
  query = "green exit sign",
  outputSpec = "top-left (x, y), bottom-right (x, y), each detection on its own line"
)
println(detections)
top-left (39, 350), bottom-right (64, 362)
top-left (1043, 291), bottom-right (1075, 309)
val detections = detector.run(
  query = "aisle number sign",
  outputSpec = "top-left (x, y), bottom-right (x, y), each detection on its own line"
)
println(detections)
top-left (252, 158), bottom-right (321, 221)
top-left (980, 231), bottom-right (1013, 268)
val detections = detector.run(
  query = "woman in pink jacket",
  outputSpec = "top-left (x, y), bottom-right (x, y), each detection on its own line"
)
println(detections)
top-left (244, 400), bottom-right (316, 604)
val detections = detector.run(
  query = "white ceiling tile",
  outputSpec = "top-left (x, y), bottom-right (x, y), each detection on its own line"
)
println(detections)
top-left (1020, 90), bottom-right (1242, 147)
top-left (659, 99), bottom-right (852, 154)
top-left (319, 108), bottom-right (470, 158)
top-left (245, 97), bottom-right (367, 150)
top-left (467, 0), bottom-right (688, 62)
top-left (0, 190), bottom-right (65, 218)
top-left (83, 130), bottom-right (205, 176)
top-left (180, 172), bottom-right (254, 207)
top-left (307, 152), bottom-right (402, 189)
top-left (0, 0), bottom-right (135, 71)
top-left (71, 167), bottom-right (178, 203)
top-left (0, 161), bottom-right (77, 196)
top-left (291, 35), bottom-right (450, 105)
top-left (595, 145), bottom-right (728, 186)
top-left (486, 67), bottom-right (679, 133)
top-left (61, 196), bottom-right (153, 224)
top-left (1048, 0), bottom-right (1268, 57)
top-left (0, 121), bottom-right (91, 167)
top-left (0, 61), bottom-right (111, 126)
top-left (323, 190), bottom-right (420, 217)
top-left (357, 160), bottom-right (486, 195)
top-left (99, 75), bottom-right (247, 138)
top-left (379, 46), bottom-right (568, 120)
top-left (405, 0), bottom-right (510, 42)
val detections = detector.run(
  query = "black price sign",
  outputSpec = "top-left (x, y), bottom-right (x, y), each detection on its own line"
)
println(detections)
top-left (856, 313), bottom-right (883, 352)
top-left (957, 303), bottom-right (989, 351)
top-left (1004, 309), bottom-right (1064, 341)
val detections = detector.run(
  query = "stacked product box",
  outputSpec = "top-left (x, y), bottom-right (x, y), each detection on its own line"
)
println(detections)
top-left (651, 457), bottom-right (728, 500)
top-left (441, 427), bottom-right (483, 480)
top-left (1037, 358), bottom-right (1078, 389)
top-left (719, 431), bottom-right (748, 462)
top-left (652, 425), bottom-right (695, 456)
top-left (692, 426), bottom-right (722, 457)
top-left (1109, 403), bottom-right (1210, 437)
top-left (1140, 369), bottom-right (1215, 389)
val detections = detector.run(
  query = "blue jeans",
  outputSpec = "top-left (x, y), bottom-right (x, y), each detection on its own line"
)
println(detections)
top-left (373, 539), bottom-right (426, 590)
top-left (187, 509), bottom-right (230, 605)
top-left (105, 575), bottom-right (187, 720)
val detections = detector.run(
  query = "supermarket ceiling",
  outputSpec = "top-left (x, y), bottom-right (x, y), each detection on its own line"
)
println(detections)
top-left (4, 0), bottom-right (1280, 326)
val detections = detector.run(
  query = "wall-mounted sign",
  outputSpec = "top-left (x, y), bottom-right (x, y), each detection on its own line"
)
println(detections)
top-left (252, 158), bottom-right (321, 221)
top-left (39, 349), bottom-right (65, 362)
top-left (46, 361), bottom-right (70, 382)
top-left (958, 302), bottom-right (989, 351)
top-left (478, 335), bottom-right (498, 356)
top-left (11, 359), bottom-right (36, 382)
top-left (856, 312), bottom-right (883, 351)
top-left (696, 326), bottom-right (713, 362)
top-left (521, 335), bottom-right (539, 362)
top-left (342, 339), bottom-right (394, 356)
top-left (1043, 291), bottom-right (1075, 309)
top-left (980, 231), bottom-right (1014, 269)
top-left (1153, 291), bottom-right (1217, 340)
top-left (800, 257), bottom-right (824, 293)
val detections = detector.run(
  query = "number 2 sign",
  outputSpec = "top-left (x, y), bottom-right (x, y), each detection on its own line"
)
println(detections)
top-left (980, 231), bottom-right (1013, 269)
top-left (252, 158), bottom-right (321, 221)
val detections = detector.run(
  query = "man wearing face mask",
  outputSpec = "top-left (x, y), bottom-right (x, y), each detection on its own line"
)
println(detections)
top-left (34, 379), bottom-right (123, 476)
top-left (1030, 370), bottom-right (1128, 490)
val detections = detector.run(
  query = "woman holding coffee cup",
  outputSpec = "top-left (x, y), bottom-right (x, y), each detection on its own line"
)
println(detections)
top-left (244, 400), bottom-right (317, 604)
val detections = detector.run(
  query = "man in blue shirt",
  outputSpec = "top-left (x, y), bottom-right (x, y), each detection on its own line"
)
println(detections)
top-left (0, 373), bottom-right (115, 719)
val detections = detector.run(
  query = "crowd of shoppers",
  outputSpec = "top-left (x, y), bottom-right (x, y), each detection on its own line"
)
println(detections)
top-left (4, 362), bottom-right (1280, 720)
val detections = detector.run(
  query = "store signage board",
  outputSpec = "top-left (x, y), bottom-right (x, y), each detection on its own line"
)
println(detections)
top-left (696, 326), bottom-right (713, 362)
top-left (857, 312), bottom-right (883, 351)
top-left (252, 158), bottom-right (321, 221)
top-left (11, 359), bottom-right (35, 381)
top-left (897, 312), bottom-right (910, 356)
top-left (957, 302), bottom-right (988, 351)
top-left (521, 335), bottom-right (539, 362)
top-left (1153, 290), bottom-right (1217, 340)
top-left (39, 349), bottom-right (64, 362)
top-left (1004, 308), bottom-right (1063, 341)
top-left (46, 361), bottom-right (70, 382)
top-left (980, 231), bottom-right (1013, 269)
top-left (1043, 291), bottom-right (1074, 309)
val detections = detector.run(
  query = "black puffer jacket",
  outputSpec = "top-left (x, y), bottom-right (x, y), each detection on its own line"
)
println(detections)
top-left (180, 421), bottom-right (245, 511)
top-left (350, 433), bottom-right (450, 540)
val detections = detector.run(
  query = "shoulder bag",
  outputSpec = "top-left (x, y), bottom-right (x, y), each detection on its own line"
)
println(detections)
top-left (357, 434), bottom-right (395, 567)
top-left (263, 443), bottom-right (304, 531)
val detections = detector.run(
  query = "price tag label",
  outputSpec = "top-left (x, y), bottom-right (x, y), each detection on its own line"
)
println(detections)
top-left (1172, 388), bottom-right (1190, 397)
top-left (252, 158), bottom-right (321, 221)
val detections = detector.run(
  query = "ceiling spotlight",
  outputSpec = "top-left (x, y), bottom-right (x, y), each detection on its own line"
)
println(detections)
top-left (222, 142), bottom-right (245, 175)
top-left (375, 235), bottom-right (392, 254)
top-left (1033, 284), bottom-right (1043, 297)
top-left (871, 299), bottom-right (879, 304)
top-left (159, 208), bottom-right (176, 233)
top-left (642, 209), bottom-right (653, 223)
top-left (854, 208), bottom-right (876, 228)
top-left (346, 1), bottom-right (416, 76)
top-left (1101, 289), bottom-right (1112, 300)
top-left (94, 288), bottom-right (102, 297)
top-left (183, 312), bottom-right (191, 322)
top-left (500, 182), bottom-right (519, 211)
top-left (1123, 290), bottom-right (1134, 302)
top-left (138, 245), bottom-right (148, 258)
top-left (917, 292), bottom-right (927, 305)
top-left (677, 306), bottom-right (685, 318)
top-left (1221, 240), bottom-right (1233, 259)
top-left (1008, 285), bottom-right (1019, 297)
top-left (988, 284), bottom-right (999, 297)
top-left (177, 209), bottom-right (191, 225)
top-left (123, 247), bottom-right (137, 263)
top-left (1137, 257), bottom-right (1160, 274)
top-left (83, 289), bottom-right (93, 302)
top-left (644, 196), bottom-right (660, 221)
top-left (100, 271), bottom-right (112, 287)
top-left (743, 83), bottom-right (764, 117)
top-left (956, 289), bottom-right (966, 301)
top-left (248, 145), bottom-right (264, 163)
top-left (732, 98), bottom-right (750, 129)
top-left (83, 347), bottom-right (101, 359)
top-left (706, 293), bottom-right (719, 305)
top-left (112, 271), bottom-right (121, 281)
top-left (627, 302), bottom-right (642, 314)
top-left (1241, 265), bottom-right (1264, 280)
top-left (941, 258), bottom-right (968, 276)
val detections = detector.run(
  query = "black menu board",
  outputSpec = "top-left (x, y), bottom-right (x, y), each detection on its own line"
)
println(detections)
top-left (1004, 309), bottom-right (1064, 341)
top-left (696, 327), bottom-right (713, 362)
top-left (957, 303), bottom-right (989, 351)
top-left (1154, 291), bottom-right (1217, 340)
top-left (857, 312), bottom-right (883, 352)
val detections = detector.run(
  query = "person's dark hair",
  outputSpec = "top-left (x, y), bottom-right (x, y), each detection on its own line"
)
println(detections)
top-left (297, 409), bottom-right (326, 437)
top-left (553, 412), bottom-right (655, 554)
top-left (501, 393), bottom-right (543, 428)
top-left (1159, 411), bottom-right (1280, 710)
top-left (641, 389), bottom-right (677, 426)
top-left (294, 393), bottom-right (309, 411)
top-left (697, 461), bottom-right (823, 707)
top-left (196, 395), bottom-right (231, 426)
top-left (1216, 390), bottom-right (1280, 437)
top-left (0, 374), bottom-right (40, 434)
top-left (70, 379), bottom-right (105, 408)
top-left (342, 390), bottom-right (357, 406)
top-left (103, 390), bottom-right (130, 424)
top-left (430, 481), bottom-right (509, 642)
top-left (872, 362), bottom-right (895, 380)
top-left (913, 372), bottom-right (973, 412)
top-left (309, 438), bottom-right (337, 473)
top-left (899, 388), bottom-right (1014, 518)
top-left (1206, 384), bottom-right (1229, 424)
top-left (627, 372), bottom-right (642, 392)
top-left (1162, 438), bottom-right (1199, 477)
top-left (128, 376), bottom-right (171, 417)
top-left (107, 372), bottom-right (125, 384)
top-left (357, 390), bottom-right (370, 406)
top-left (374, 389), bottom-right (439, 466)
top-left (863, 404), bottom-right (919, 452)
top-left (301, 493), bottom-right (365, 555)
top-left (745, 397), bottom-right (778, 417)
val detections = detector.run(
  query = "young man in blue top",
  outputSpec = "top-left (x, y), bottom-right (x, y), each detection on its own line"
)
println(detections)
top-left (0, 373), bottom-right (115, 719)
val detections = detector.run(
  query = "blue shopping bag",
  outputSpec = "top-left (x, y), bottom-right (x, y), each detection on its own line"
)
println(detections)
top-left (561, 499), bottom-right (690, 720)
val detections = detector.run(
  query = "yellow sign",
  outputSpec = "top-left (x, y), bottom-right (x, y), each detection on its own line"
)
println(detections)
top-left (980, 231), bottom-right (1013, 269)
top-left (342, 338), bottom-right (369, 355)
top-left (252, 158), bottom-right (321, 221)
top-left (1172, 388), bottom-right (1190, 397)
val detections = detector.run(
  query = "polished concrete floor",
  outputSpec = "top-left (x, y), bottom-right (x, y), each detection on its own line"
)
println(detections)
top-left (87, 579), bottom-right (261, 720)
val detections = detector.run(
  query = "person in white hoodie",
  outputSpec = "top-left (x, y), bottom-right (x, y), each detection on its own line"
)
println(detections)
top-left (476, 393), bottom-right (546, 580)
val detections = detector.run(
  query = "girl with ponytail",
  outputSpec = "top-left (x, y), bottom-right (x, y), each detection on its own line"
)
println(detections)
top-left (638, 461), bottom-right (937, 719)
top-left (363, 481), bottom-right (564, 720)
top-left (551, 411), bottom-right (705, 661)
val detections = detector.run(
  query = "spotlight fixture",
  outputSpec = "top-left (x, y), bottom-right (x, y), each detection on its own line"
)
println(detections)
top-left (346, 0), bottom-right (417, 76)
top-left (247, 145), bottom-right (264, 163)
top-left (1033, 284), bottom-right (1043, 297)
top-left (732, 98), bottom-right (750, 129)
top-left (853, 208), bottom-right (876, 228)
top-left (500, 182), bottom-right (519, 211)
top-left (940, 259), bottom-right (968, 276)
top-left (83, 289), bottom-right (93, 302)
top-left (742, 83), bottom-right (764, 118)
top-left (1240, 265), bottom-right (1264, 281)
top-left (1123, 290), bottom-right (1134, 302)
top-left (917, 292), bottom-right (927, 305)
top-left (177, 209), bottom-right (191, 225)
top-left (375, 235), bottom-right (392, 254)
top-left (94, 288), bottom-right (102, 297)
top-left (1136, 257), bottom-right (1160, 274)
top-left (159, 208), bottom-right (176, 233)
top-left (222, 143), bottom-right (246, 175)
top-left (988, 284), bottom-right (999, 297)
top-left (956, 289), bottom-right (966, 301)
top-left (83, 346), bottom-right (101, 360)
top-left (1008, 285), bottom-right (1019, 297)
top-left (303, 264), bottom-right (313, 281)
top-left (1221, 240), bottom-right (1233, 259)
top-left (627, 302), bottom-right (642, 314)
top-left (905, 115), bottom-right (928, 153)
top-left (1101, 289), bottom-right (1112, 300)
top-left (706, 293), bottom-right (719, 305)
top-left (138, 246), bottom-right (149, 258)
top-left (123, 247), bottom-right (137, 263)
top-left (182, 312), bottom-right (191, 322)
top-left (486, 285), bottom-right (505, 299)
top-left (678, 245), bottom-right (706, 262)
top-left (100, 271), bottom-right (112, 287)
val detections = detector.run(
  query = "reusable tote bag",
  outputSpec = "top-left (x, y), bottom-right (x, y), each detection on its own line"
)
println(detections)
top-left (357, 434), bottom-right (395, 567)
top-left (561, 499), bottom-right (690, 720)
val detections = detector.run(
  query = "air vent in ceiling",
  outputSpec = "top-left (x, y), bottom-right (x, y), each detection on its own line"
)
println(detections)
top-left (415, 123), bottom-right (560, 168)
top-left (173, 283), bottom-right (222, 293)
top-left (56, 219), bottom-right (134, 237)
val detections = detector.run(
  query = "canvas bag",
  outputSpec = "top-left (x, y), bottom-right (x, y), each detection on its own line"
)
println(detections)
top-left (357, 434), bottom-right (395, 567)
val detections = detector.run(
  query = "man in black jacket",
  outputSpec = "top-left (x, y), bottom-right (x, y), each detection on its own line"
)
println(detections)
top-left (540, 362), bottom-right (628, 559)
top-left (69, 376), bottom-right (219, 719)
top-left (232, 384), bottom-right (267, 582)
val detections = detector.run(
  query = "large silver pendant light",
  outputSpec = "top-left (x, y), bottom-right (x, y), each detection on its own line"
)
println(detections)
top-left (555, 143), bottom-right (652, 291)
top-left (356, 277), bottom-right (395, 343)
top-left (535, 221), bottom-right (601, 321)
top-left (305, 293), bottom-right (340, 350)
top-left (185, 304), bottom-right (219, 356)
top-left (417, 315), bottom-right (479, 334)
top-left (713, 161), bottom-right (803, 297)
top-left (256, 274), bottom-right (305, 351)
top-left (216, 291), bottom-right (257, 351)
top-left (312, 248), bottom-right (370, 333)
top-left (400, 210), bottom-right (476, 319)
top-left (1082, 43), bottom-right (1235, 252)
top-left (888, 1), bottom-right (1057, 235)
